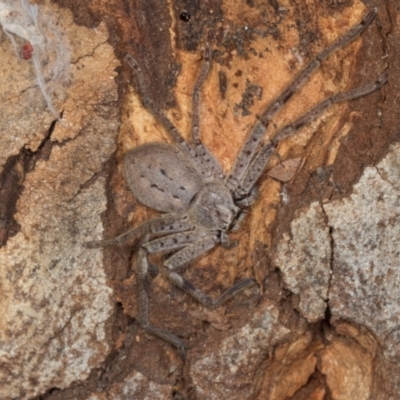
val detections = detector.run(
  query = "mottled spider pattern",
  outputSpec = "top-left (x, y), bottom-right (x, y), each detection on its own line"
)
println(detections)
top-left (87, 9), bottom-right (387, 357)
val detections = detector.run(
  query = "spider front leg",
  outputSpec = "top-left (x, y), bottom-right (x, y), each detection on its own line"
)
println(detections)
top-left (225, 8), bottom-right (379, 191)
top-left (237, 72), bottom-right (387, 196)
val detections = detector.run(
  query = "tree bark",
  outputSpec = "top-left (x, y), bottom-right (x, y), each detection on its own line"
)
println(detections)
top-left (0, 0), bottom-right (398, 399)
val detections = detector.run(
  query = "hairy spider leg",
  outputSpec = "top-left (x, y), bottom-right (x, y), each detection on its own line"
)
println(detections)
top-left (237, 72), bottom-right (388, 197)
top-left (85, 213), bottom-right (192, 248)
top-left (158, 234), bottom-right (255, 309)
top-left (225, 8), bottom-right (379, 192)
top-left (191, 45), bottom-right (225, 180)
top-left (136, 232), bottom-right (255, 355)
top-left (87, 218), bottom-right (256, 355)
top-left (144, 231), bottom-right (207, 253)
top-left (136, 240), bottom-right (186, 357)
top-left (166, 271), bottom-right (255, 310)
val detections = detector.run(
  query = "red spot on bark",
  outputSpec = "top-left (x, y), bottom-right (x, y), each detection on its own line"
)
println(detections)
top-left (21, 43), bottom-right (34, 60)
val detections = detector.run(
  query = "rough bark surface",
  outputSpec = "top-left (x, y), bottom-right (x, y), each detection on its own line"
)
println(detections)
top-left (0, 0), bottom-right (398, 399)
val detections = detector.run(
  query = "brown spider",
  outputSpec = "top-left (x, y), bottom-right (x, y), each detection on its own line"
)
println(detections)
top-left (87, 9), bottom-right (387, 357)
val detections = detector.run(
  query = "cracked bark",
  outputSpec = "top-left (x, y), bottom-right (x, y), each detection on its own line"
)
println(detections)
top-left (0, 0), bottom-right (399, 399)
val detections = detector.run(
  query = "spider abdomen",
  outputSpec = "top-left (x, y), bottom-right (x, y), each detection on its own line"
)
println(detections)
top-left (124, 142), bottom-right (203, 213)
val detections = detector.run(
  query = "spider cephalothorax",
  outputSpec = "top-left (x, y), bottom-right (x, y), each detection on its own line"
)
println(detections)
top-left (87, 8), bottom-right (387, 356)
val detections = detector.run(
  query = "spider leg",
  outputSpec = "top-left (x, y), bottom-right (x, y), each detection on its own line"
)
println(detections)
top-left (164, 234), bottom-right (218, 269)
top-left (230, 208), bottom-right (251, 232)
top-left (125, 54), bottom-right (213, 180)
top-left (191, 45), bottom-right (225, 179)
top-left (137, 233), bottom-right (255, 356)
top-left (235, 186), bottom-right (258, 207)
top-left (226, 8), bottom-right (378, 190)
top-left (237, 72), bottom-right (387, 197)
top-left (167, 271), bottom-right (255, 310)
top-left (133, 234), bottom-right (216, 357)
top-left (84, 213), bottom-right (192, 248)
top-left (144, 231), bottom-right (207, 254)
top-left (136, 243), bottom-right (186, 357)
top-left (273, 73), bottom-right (388, 143)
top-left (163, 236), bottom-right (256, 307)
